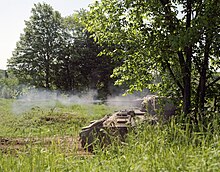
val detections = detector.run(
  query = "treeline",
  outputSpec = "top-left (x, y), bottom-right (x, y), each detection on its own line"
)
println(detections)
top-left (4, 1), bottom-right (220, 122)
top-left (6, 3), bottom-right (120, 99)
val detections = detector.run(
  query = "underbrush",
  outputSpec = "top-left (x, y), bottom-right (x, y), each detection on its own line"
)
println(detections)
top-left (0, 98), bottom-right (219, 171)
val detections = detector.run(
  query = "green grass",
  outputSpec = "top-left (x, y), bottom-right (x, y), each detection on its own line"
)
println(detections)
top-left (0, 98), bottom-right (219, 171)
top-left (0, 99), bottom-right (113, 137)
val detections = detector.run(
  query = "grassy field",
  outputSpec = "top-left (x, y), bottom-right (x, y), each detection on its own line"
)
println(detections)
top-left (0, 98), bottom-right (219, 171)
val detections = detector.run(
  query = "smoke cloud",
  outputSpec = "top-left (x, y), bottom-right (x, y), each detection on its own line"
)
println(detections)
top-left (12, 89), bottom-right (99, 114)
top-left (106, 95), bottom-right (143, 109)
top-left (12, 88), bottom-right (148, 114)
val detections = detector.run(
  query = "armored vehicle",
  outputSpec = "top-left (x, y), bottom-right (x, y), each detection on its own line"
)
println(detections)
top-left (79, 95), bottom-right (176, 152)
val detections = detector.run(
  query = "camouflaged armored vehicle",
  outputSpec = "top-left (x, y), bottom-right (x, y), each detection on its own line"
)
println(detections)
top-left (79, 95), bottom-right (176, 152)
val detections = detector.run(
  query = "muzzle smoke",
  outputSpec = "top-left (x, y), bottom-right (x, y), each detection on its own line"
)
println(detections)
top-left (12, 88), bottom-right (146, 114)
top-left (12, 89), bottom-right (99, 114)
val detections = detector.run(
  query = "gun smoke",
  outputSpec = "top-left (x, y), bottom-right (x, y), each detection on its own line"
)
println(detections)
top-left (12, 88), bottom-right (145, 114)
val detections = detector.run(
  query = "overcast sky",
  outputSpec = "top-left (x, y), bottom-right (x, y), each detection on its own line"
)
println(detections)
top-left (0, 0), bottom-right (95, 70)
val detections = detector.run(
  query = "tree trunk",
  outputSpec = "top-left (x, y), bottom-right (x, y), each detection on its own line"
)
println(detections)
top-left (198, 35), bottom-right (211, 112)
top-left (182, 0), bottom-right (192, 116)
top-left (45, 62), bottom-right (50, 89)
top-left (183, 47), bottom-right (192, 115)
top-left (160, 0), bottom-right (192, 116)
top-left (177, 50), bottom-right (192, 116)
top-left (45, 54), bottom-right (50, 89)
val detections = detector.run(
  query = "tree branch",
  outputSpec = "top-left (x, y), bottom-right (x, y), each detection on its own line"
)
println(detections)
top-left (207, 77), bottom-right (220, 88)
top-left (165, 60), bottom-right (184, 95)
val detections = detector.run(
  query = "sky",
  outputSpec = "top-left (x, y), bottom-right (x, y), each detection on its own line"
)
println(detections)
top-left (0, 0), bottom-right (95, 70)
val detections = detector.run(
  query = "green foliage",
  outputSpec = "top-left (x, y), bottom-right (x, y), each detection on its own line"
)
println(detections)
top-left (0, 77), bottom-right (18, 98)
top-left (0, 72), bottom-right (30, 98)
top-left (85, 0), bottom-right (220, 115)
top-left (54, 11), bottom-right (116, 98)
top-left (7, 3), bottom-right (117, 99)
top-left (8, 3), bottom-right (63, 89)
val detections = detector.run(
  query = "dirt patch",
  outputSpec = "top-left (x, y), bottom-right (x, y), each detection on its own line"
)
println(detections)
top-left (39, 113), bottom-right (74, 123)
top-left (0, 136), bottom-right (92, 156)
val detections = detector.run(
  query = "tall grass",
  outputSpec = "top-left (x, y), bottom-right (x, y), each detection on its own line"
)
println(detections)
top-left (0, 98), bottom-right (219, 171)
top-left (1, 121), bottom-right (219, 171)
top-left (73, 121), bottom-right (219, 172)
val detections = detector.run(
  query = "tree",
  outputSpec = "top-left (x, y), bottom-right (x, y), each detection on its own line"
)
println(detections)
top-left (85, 0), bottom-right (220, 117)
top-left (8, 4), bottom-right (117, 99)
top-left (58, 12), bottom-right (116, 98)
top-left (8, 3), bottom-right (63, 89)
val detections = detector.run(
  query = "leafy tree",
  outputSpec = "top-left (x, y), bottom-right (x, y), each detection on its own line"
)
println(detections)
top-left (55, 11), bottom-right (116, 98)
top-left (86, 0), bottom-right (220, 117)
top-left (8, 3), bottom-right (63, 89)
top-left (8, 4), bottom-right (116, 99)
